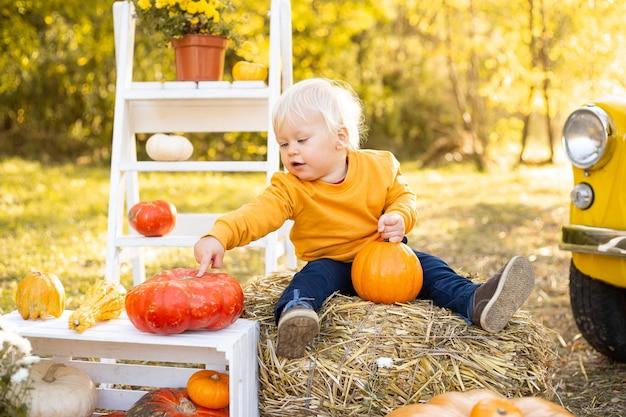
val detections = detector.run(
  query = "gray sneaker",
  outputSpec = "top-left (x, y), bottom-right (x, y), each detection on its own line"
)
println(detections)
top-left (472, 256), bottom-right (535, 333)
top-left (276, 290), bottom-right (320, 359)
top-left (276, 306), bottom-right (319, 359)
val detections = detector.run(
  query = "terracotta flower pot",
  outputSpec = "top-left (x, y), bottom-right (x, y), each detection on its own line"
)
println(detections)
top-left (172, 34), bottom-right (227, 82)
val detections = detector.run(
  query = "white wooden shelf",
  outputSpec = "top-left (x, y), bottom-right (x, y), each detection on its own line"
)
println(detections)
top-left (127, 98), bottom-right (270, 133)
top-left (114, 235), bottom-right (271, 248)
top-left (2, 310), bottom-right (260, 416)
top-left (128, 80), bottom-right (270, 96)
top-left (124, 82), bottom-right (272, 133)
top-left (114, 213), bottom-right (292, 250)
top-left (118, 161), bottom-right (270, 172)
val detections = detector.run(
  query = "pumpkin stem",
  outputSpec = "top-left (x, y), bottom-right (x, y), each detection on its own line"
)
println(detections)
top-left (177, 397), bottom-right (197, 414)
top-left (42, 363), bottom-right (67, 383)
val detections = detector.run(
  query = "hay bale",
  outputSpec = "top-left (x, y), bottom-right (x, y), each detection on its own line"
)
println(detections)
top-left (243, 273), bottom-right (560, 417)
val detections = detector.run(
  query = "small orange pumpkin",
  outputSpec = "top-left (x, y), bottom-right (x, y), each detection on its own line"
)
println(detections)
top-left (470, 397), bottom-right (523, 417)
top-left (351, 240), bottom-right (423, 304)
top-left (186, 370), bottom-right (230, 409)
top-left (385, 389), bottom-right (575, 417)
top-left (16, 271), bottom-right (65, 320)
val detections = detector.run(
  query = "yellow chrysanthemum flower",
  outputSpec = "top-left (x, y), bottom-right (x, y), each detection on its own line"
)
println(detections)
top-left (137, 0), bottom-right (152, 11)
top-left (132, 0), bottom-right (237, 40)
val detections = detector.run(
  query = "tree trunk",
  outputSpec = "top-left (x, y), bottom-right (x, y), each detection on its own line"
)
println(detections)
top-left (539, 0), bottom-right (555, 163)
top-left (442, 0), bottom-right (486, 171)
top-left (519, 0), bottom-right (555, 164)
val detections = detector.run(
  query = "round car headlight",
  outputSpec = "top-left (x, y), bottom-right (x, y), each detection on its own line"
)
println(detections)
top-left (570, 182), bottom-right (594, 210)
top-left (562, 105), bottom-right (614, 169)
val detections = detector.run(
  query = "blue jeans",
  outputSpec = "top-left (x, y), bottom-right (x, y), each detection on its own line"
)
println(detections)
top-left (274, 243), bottom-right (480, 324)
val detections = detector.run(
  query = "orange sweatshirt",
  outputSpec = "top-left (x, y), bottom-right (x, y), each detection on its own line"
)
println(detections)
top-left (207, 149), bottom-right (417, 262)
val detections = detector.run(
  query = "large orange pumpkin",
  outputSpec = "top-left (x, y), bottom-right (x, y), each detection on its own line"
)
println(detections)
top-left (125, 268), bottom-right (244, 334)
top-left (385, 389), bottom-right (575, 417)
top-left (351, 240), bottom-right (423, 304)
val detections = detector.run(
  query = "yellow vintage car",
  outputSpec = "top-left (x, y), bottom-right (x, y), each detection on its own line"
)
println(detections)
top-left (560, 96), bottom-right (626, 362)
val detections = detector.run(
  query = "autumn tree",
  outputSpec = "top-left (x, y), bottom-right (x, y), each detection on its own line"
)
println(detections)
top-left (2, 0), bottom-right (626, 166)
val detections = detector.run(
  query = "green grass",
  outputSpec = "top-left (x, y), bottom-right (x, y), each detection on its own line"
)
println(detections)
top-left (0, 158), bottom-right (272, 313)
top-left (0, 157), bottom-right (573, 315)
top-left (8, 157), bottom-right (626, 417)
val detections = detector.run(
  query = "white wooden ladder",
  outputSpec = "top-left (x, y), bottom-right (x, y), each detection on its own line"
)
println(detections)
top-left (106, 0), bottom-right (295, 285)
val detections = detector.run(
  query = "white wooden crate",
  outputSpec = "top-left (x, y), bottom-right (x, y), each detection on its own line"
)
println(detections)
top-left (2, 310), bottom-right (259, 417)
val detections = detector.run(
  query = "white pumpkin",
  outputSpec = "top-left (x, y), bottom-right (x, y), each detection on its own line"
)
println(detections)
top-left (146, 133), bottom-right (194, 161)
top-left (25, 362), bottom-right (97, 417)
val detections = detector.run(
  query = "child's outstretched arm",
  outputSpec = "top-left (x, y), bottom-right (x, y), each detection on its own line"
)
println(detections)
top-left (378, 212), bottom-right (405, 242)
top-left (194, 236), bottom-right (226, 276)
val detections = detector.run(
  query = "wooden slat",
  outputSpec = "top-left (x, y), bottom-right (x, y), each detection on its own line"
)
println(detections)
top-left (95, 388), bottom-right (145, 411)
top-left (37, 357), bottom-right (214, 387)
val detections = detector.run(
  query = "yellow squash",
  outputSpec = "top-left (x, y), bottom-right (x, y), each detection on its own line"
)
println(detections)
top-left (69, 280), bottom-right (126, 333)
top-left (16, 271), bottom-right (65, 320)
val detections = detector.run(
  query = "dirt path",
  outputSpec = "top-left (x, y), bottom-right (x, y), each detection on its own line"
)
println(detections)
top-left (529, 276), bottom-right (626, 417)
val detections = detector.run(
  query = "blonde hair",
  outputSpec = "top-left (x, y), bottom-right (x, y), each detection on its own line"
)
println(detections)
top-left (272, 78), bottom-right (366, 150)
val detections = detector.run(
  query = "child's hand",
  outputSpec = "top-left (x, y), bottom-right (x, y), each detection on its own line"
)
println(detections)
top-left (378, 212), bottom-right (405, 242)
top-left (194, 236), bottom-right (226, 276)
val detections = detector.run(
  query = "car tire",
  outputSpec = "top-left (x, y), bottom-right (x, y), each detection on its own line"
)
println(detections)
top-left (569, 260), bottom-right (626, 362)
